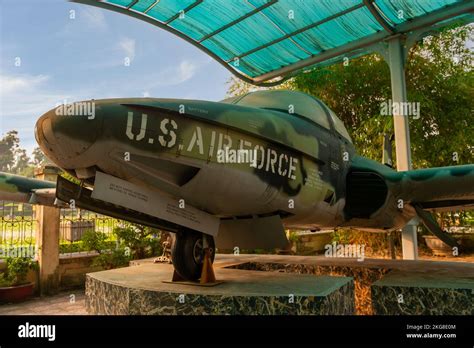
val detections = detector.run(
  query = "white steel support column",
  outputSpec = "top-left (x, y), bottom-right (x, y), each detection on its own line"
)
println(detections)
top-left (388, 36), bottom-right (418, 260)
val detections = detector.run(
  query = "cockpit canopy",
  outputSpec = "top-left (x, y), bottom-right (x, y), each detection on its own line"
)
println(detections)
top-left (222, 90), bottom-right (352, 143)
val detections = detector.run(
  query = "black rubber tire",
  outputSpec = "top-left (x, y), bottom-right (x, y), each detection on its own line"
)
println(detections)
top-left (170, 228), bottom-right (215, 281)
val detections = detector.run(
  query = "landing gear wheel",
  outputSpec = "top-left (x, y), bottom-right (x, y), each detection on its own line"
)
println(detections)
top-left (170, 228), bottom-right (215, 281)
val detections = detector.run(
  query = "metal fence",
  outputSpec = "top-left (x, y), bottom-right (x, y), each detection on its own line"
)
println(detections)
top-left (0, 201), bottom-right (36, 258)
top-left (0, 201), bottom-right (124, 257)
top-left (59, 208), bottom-right (123, 256)
top-left (59, 208), bottom-right (119, 241)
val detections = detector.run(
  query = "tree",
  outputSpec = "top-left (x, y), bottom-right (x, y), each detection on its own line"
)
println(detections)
top-left (227, 25), bottom-right (474, 168)
top-left (113, 222), bottom-right (162, 260)
top-left (0, 132), bottom-right (51, 177)
top-left (32, 147), bottom-right (50, 167)
top-left (0, 131), bottom-right (21, 172)
top-left (292, 26), bottom-right (473, 168)
top-left (12, 148), bottom-right (31, 176)
top-left (225, 75), bottom-right (294, 98)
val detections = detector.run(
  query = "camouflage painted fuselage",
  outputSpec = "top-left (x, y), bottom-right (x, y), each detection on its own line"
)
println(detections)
top-left (34, 91), bottom-right (474, 234)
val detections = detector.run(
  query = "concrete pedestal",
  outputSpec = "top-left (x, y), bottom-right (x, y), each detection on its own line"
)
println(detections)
top-left (85, 263), bottom-right (354, 315)
top-left (86, 254), bottom-right (474, 315)
top-left (371, 269), bottom-right (474, 315)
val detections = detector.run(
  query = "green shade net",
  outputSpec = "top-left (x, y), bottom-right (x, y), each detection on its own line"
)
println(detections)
top-left (78, 0), bottom-right (473, 84)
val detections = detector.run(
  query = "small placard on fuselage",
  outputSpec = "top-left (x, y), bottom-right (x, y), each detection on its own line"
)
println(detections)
top-left (91, 172), bottom-right (220, 236)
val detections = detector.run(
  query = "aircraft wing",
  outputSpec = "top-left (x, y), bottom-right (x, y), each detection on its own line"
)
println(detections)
top-left (347, 158), bottom-right (473, 247)
top-left (0, 172), bottom-right (57, 206)
top-left (394, 165), bottom-right (474, 212)
top-left (350, 156), bottom-right (474, 212)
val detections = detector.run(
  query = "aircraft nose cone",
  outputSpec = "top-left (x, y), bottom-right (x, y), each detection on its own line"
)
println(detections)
top-left (35, 101), bottom-right (102, 166)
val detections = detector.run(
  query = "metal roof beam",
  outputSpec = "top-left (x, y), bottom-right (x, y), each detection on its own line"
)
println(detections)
top-left (363, 0), bottom-right (395, 34)
top-left (245, 0), bottom-right (313, 56)
top-left (395, 0), bottom-right (474, 33)
top-left (144, 0), bottom-right (160, 14)
top-left (227, 3), bottom-right (365, 62)
top-left (126, 0), bottom-right (138, 9)
top-left (254, 30), bottom-right (387, 83)
top-left (165, 0), bottom-right (203, 25)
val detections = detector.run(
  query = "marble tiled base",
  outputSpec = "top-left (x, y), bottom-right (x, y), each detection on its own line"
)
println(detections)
top-left (86, 263), bottom-right (354, 315)
top-left (230, 261), bottom-right (389, 315)
top-left (225, 256), bottom-right (474, 315)
top-left (372, 270), bottom-right (474, 315)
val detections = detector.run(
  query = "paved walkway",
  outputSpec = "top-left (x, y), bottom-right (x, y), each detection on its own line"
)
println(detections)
top-left (0, 290), bottom-right (87, 315)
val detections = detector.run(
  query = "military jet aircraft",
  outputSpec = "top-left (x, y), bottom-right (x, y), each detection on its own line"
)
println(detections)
top-left (1, 90), bottom-right (473, 280)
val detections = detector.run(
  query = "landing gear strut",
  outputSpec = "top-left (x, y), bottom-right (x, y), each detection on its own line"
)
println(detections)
top-left (170, 228), bottom-right (215, 281)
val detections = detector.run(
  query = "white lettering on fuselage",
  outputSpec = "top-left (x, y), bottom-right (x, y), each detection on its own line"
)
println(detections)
top-left (125, 113), bottom-right (299, 180)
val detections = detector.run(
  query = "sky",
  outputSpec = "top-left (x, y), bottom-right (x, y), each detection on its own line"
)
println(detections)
top-left (0, 0), bottom-right (232, 154)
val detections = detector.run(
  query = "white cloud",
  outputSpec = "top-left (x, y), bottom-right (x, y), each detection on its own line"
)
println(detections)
top-left (142, 91), bottom-right (151, 97)
top-left (0, 73), bottom-right (67, 116)
top-left (118, 37), bottom-right (136, 62)
top-left (0, 73), bottom-right (71, 153)
top-left (177, 60), bottom-right (198, 83)
top-left (0, 74), bottom-right (50, 94)
top-left (81, 7), bottom-right (107, 30)
top-left (144, 60), bottom-right (199, 88)
top-left (55, 6), bottom-right (108, 39)
top-left (89, 37), bottom-right (136, 69)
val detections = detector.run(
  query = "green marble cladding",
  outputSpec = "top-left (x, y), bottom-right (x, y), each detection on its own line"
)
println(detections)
top-left (230, 261), bottom-right (474, 315)
top-left (229, 261), bottom-right (389, 315)
top-left (85, 275), bottom-right (354, 315)
top-left (85, 276), bottom-right (129, 315)
top-left (371, 270), bottom-right (474, 315)
top-left (371, 286), bottom-right (474, 315)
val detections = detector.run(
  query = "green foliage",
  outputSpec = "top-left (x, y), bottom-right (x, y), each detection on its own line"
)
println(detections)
top-left (113, 222), bottom-right (162, 260)
top-left (291, 25), bottom-right (473, 168)
top-left (80, 230), bottom-right (130, 269)
top-left (288, 230), bottom-right (299, 243)
top-left (92, 249), bottom-right (130, 270)
top-left (81, 230), bottom-right (108, 252)
top-left (225, 76), bottom-right (294, 98)
top-left (0, 130), bottom-right (21, 173)
top-left (78, 225), bottom-right (162, 270)
top-left (32, 147), bottom-right (50, 167)
top-left (0, 275), bottom-right (10, 287)
top-left (59, 242), bottom-right (85, 254)
top-left (332, 229), bottom-right (401, 258)
top-left (0, 130), bottom-right (51, 177)
top-left (59, 240), bottom-right (116, 254)
top-left (0, 257), bottom-right (38, 287)
top-left (331, 229), bottom-right (352, 245)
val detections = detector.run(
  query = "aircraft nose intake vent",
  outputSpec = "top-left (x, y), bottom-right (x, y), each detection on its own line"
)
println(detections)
top-left (345, 171), bottom-right (388, 219)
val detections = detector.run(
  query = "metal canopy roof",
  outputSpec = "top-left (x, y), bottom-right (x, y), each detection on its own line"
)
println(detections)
top-left (73, 0), bottom-right (474, 85)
